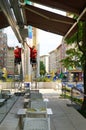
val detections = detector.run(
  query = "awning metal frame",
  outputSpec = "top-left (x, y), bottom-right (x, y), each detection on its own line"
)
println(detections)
top-left (0, 0), bottom-right (23, 43)
top-left (64, 7), bottom-right (86, 39)
top-left (0, 0), bottom-right (86, 41)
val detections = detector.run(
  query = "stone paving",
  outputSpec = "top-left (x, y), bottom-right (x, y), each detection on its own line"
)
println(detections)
top-left (0, 95), bottom-right (18, 123)
top-left (0, 88), bottom-right (86, 130)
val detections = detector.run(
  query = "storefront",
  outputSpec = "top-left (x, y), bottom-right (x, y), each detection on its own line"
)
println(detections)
top-left (68, 70), bottom-right (83, 82)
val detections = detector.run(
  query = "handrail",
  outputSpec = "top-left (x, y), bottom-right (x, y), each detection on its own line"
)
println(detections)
top-left (71, 86), bottom-right (84, 104)
top-left (61, 82), bottom-right (84, 105)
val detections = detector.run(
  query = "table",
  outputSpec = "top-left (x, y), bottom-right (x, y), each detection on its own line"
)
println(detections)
top-left (23, 118), bottom-right (51, 130)
top-left (26, 100), bottom-right (47, 117)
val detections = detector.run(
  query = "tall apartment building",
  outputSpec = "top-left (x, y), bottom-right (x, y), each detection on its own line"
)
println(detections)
top-left (49, 50), bottom-right (56, 74)
top-left (48, 42), bottom-right (66, 75)
top-left (7, 47), bottom-right (14, 75)
top-left (55, 44), bottom-right (63, 73)
top-left (0, 31), bottom-right (7, 70)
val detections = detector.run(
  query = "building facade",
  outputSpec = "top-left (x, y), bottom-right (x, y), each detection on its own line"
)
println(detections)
top-left (6, 47), bottom-right (14, 75)
top-left (0, 31), bottom-right (7, 70)
top-left (55, 44), bottom-right (63, 73)
top-left (49, 50), bottom-right (56, 75)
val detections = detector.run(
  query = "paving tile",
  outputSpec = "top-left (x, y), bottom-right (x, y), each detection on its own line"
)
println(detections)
top-left (0, 88), bottom-right (86, 130)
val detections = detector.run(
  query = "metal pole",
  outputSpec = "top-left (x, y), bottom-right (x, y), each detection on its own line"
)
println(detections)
top-left (64, 8), bottom-right (86, 39)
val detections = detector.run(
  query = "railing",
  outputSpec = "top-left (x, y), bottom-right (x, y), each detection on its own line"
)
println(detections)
top-left (61, 82), bottom-right (84, 105)
top-left (71, 87), bottom-right (84, 104)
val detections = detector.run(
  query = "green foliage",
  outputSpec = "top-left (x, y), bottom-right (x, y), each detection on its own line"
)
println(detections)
top-left (66, 32), bottom-right (77, 44)
top-left (61, 21), bottom-right (85, 70)
top-left (37, 77), bottom-right (52, 82)
top-left (62, 86), bottom-right (71, 92)
top-left (61, 47), bottom-right (82, 69)
top-left (64, 21), bottom-right (86, 72)
top-left (6, 78), bottom-right (14, 82)
top-left (66, 22), bottom-right (84, 44)
top-left (40, 61), bottom-right (46, 75)
top-left (60, 93), bottom-right (83, 104)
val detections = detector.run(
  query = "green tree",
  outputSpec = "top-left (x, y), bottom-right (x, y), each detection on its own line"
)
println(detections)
top-left (62, 21), bottom-right (86, 112)
top-left (61, 47), bottom-right (82, 69)
top-left (40, 61), bottom-right (46, 76)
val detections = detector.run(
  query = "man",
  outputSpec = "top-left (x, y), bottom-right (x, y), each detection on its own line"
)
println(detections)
top-left (14, 46), bottom-right (21, 65)
top-left (26, 42), bottom-right (37, 68)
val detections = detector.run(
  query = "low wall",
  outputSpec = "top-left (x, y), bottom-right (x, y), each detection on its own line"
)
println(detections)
top-left (0, 82), bottom-right (15, 90)
top-left (0, 81), bottom-right (62, 90)
top-left (37, 82), bottom-right (62, 89)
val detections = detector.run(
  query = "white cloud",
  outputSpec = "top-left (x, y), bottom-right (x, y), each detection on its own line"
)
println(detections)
top-left (37, 29), bottom-right (63, 56)
top-left (3, 26), bottom-right (21, 47)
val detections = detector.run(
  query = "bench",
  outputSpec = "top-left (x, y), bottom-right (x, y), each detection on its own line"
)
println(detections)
top-left (0, 98), bottom-right (5, 106)
top-left (0, 93), bottom-right (5, 106)
top-left (1, 90), bottom-right (13, 100)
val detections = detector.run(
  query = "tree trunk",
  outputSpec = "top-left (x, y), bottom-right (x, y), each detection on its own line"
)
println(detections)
top-left (81, 21), bottom-right (86, 111)
top-left (81, 63), bottom-right (86, 111)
